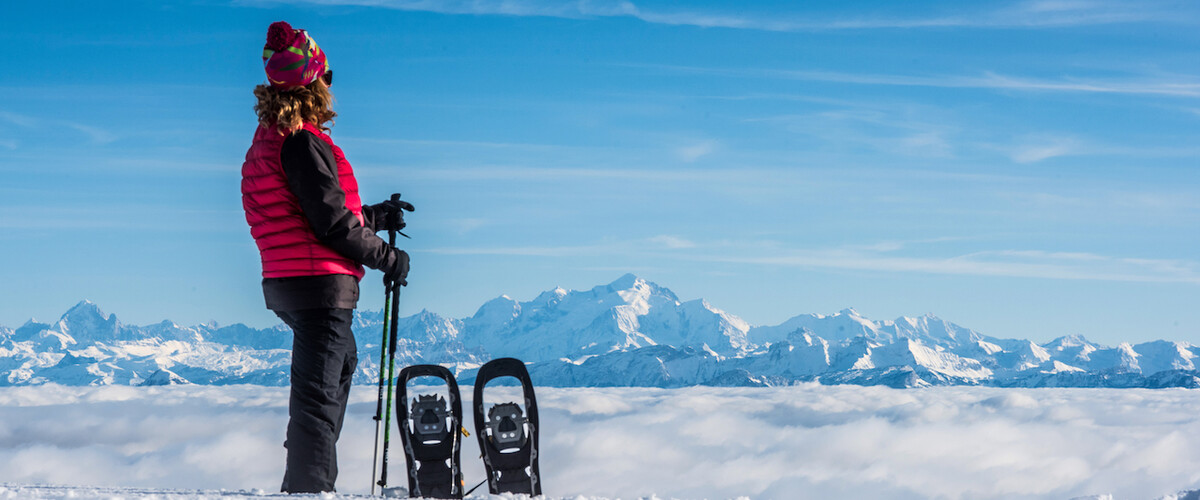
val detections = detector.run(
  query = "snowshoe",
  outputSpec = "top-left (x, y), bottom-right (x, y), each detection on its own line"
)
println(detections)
top-left (395, 364), bottom-right (465, 499)
top-left (472, 357), bottom-right (542, 495)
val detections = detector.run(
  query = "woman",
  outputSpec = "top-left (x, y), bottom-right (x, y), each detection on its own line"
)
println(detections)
top-left (241, 21), bottom-right (409, 493)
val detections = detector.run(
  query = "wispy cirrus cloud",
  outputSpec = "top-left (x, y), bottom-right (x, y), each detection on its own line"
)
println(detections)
top-left (446, 217), bottom-right (489, 235)
top-left (423, 242), bottom-right (617, 258)
top-left (982, 134), bottom-right (1200, 164)
top-left (396, 164), bottom-right (826, 184)
top-left (637, 64), bottom-right (1200, 98)
top-left (426, 235), bottom-right (1200, 285)
top-left (0, 109), bottom-right (118, 145)
top-left (705, 246), bottom-right (1200, 284)
top-left (423, 236), bottom-right (673, 257)
top-left (0, 111), bottom-right (39, 128)
top-left (1006, 136), bottom-right (1083, 163)
top-left (648, 235), bottom-right (697, 249)
top-left (424, 234), bottom-right (702, 257)
top-left (749, 106), bottom-right (959, 159)
top-left (240, 0), bottom-right (1194, 30)
top-left (344, 136), bottom-right (580, 152)
top-left (675, 140), bottom-right (719, 162)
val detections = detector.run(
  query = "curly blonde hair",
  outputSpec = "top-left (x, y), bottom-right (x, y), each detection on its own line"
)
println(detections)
top-left (253, 80), bottom-right (336, 133)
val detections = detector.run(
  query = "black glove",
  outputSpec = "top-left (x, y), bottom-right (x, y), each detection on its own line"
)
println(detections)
top-left (367, 198), bottom-right (415, 233)
top-left (384, 249), bottom-right (410, 289)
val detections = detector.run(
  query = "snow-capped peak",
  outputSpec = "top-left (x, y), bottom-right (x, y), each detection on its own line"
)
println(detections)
top-left (470, 295), bottom-right (521, 324)
top-left (608, 272), bottom-right (641, 290)
top-left (1045, 333), bottom-right (1096, 349)
top-left (62, 300), bottom-right (112, 324)
top-left (456, 275), bottom-right (748, 362)
top-left (55, 299), bottom-right (121, 345)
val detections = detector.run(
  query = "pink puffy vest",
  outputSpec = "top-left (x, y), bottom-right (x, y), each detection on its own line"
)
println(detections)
top-left (242, 122), bottom-right (367, 279)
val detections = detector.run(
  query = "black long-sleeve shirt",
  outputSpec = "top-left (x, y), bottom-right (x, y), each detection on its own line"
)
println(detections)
top-left (262, 129), bottom-right (398, 311)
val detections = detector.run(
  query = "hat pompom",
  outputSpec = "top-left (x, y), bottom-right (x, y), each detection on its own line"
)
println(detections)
top-left (266, 21), bottom-right (295, 51)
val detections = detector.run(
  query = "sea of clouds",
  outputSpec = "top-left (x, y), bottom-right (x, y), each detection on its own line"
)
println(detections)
top-left (0, 384), bottom-right (1198, 499)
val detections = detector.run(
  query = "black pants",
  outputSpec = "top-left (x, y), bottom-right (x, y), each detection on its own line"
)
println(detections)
top-left (276, 308), bottom-right (358, 493)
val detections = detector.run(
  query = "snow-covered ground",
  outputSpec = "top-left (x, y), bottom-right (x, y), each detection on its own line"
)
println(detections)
top-left (1, 384), bottom-right (1199, 499)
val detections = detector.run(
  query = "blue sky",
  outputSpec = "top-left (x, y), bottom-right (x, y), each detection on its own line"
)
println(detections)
top-left (1, 0), bottom-right (1198, 345)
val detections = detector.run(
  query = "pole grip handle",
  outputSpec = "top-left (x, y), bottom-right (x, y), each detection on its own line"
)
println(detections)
top-left (387, 192), bottom-right (402, 248)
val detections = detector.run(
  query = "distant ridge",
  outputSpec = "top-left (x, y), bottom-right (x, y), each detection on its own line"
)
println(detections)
top-left (2, 275), bottom-right (1198, 389)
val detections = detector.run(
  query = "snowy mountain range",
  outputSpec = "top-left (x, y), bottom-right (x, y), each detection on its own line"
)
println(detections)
top-left (3, 274), bottom-right (1199, 388)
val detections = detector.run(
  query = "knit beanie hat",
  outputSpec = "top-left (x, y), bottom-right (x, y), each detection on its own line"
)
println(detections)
top-left (262, 21), bottom-right (327, 89)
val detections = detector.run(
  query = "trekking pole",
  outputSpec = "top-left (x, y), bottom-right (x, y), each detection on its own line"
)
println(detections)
top-left (370, 295), bottom-right (391, 495)
top-left (379, 266), bottom-right (402, 489)
top-left (378, 193), bottom-right (404, 492)
top-left (370, 223), bottom-right (398, 495)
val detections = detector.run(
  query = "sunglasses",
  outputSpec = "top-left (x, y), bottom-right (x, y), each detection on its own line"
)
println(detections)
top-left (322, 69), bottom-right (333, 86)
